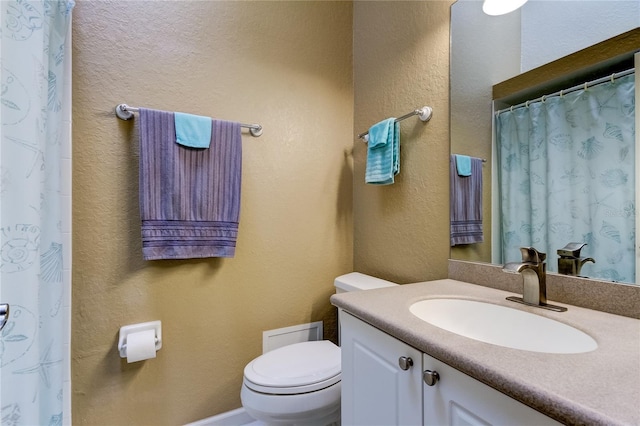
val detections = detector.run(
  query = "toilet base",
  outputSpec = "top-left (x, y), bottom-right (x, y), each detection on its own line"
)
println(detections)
top-left (245, 406), bottom-right (340, 426)
top-left (241, 382), bottom-right (341, 426)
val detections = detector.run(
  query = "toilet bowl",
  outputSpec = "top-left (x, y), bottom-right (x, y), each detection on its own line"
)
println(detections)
top-left (240, 273), bottom-right (397, 425)
top-left (241, 340), bottom-right (341, 425)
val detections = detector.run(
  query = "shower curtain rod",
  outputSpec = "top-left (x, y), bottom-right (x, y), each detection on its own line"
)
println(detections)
top-left (114, 104), bottom-right (263, 137)
top-left (358, 106), bottom-right (433, 141)
top-left (496, 68), bottom-right (635, 115)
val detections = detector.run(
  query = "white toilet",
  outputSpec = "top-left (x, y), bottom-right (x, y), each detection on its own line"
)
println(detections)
top-left (240, 272), bottom-right (397, 425)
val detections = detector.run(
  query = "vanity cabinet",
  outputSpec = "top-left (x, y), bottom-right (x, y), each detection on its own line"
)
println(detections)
top-left (340, 311), bottom-right (423, 425)
top-left (340, 312), bottom-right (560, 426)
top-left (422, 353), bottom-right (560, 425)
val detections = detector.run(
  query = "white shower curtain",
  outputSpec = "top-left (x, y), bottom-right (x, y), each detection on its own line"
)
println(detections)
top-left (1, 0), bottom-right (74, 424)
top-left (496, 73), bottom-right (635, 283)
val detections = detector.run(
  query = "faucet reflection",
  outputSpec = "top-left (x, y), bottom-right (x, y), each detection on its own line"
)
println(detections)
top-left (503, 247), bottom-right (567, 312)
top-left (557, 242), bottom-right (595, 277)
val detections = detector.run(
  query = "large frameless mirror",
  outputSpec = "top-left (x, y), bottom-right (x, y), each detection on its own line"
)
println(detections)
top-left (450, 0), bottom-right (640, 284)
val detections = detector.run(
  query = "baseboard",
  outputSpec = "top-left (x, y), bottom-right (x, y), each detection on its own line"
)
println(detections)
top-left (184, 407), bottom-right (255, 426)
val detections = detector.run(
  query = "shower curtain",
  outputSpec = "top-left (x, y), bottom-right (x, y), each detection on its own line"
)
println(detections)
top-left (496, 73), bottom-right (635, 283)
top-left (1, 1), bottom-right (74, 424)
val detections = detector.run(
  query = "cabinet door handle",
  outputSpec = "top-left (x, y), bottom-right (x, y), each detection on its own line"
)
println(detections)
top-left (398, 356), bottom-right (413, 370)
top-left (423, 370), bottom-right (440, 386)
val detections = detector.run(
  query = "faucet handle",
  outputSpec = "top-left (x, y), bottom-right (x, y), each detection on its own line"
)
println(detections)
top-left (519, 247), bottom-right (546, 263)
top-left (557, 242), bottom-right (587, 258)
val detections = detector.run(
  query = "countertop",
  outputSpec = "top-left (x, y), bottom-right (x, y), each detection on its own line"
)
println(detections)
top-left (330, 279), bottom-right (640, 426)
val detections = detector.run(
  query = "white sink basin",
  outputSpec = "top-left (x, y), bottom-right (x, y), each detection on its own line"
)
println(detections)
top-left (410, 298), bottom-right (597, 354)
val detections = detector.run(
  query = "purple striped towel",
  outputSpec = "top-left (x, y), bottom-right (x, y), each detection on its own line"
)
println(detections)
top-left (138, 108), bottom-right (242, 260)
top-left (450, 154), bottom-right (483, 246)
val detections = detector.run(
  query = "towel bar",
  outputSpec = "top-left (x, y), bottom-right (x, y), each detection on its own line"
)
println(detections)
top-left (454, 155), bottom-right (488, 163)
top-left (358, 106), bottom-right (432, 141)
top-left (115, 104), bottom-right (263, 137)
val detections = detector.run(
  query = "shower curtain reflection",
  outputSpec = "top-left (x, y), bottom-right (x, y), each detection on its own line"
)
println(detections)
top-left (0, 0), bottom-right (74, 424)
top-left (496, 73), bottom-right (635, 282)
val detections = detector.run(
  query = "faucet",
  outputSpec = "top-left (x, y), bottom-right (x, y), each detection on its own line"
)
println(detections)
top-left (503, 247), bottom-right (567, 312)
top-left (557, 242), bottom-right (595, 277)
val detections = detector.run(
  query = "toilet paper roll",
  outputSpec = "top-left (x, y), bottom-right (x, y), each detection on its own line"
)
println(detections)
top-left (126, 329), bottom-right (157, 363)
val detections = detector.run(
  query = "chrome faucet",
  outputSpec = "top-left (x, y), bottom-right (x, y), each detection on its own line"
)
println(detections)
top-left (503, 247), bottom-right (567, 312)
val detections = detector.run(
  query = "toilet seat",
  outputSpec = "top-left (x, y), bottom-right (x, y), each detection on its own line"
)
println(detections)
top-left (243, 340), bottom-right (341, 395)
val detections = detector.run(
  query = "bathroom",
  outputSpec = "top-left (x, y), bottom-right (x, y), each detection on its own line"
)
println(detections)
top-left (72, 1), bottom-right (450, 423)
top-left (2, 0), bottom-right (637, 425)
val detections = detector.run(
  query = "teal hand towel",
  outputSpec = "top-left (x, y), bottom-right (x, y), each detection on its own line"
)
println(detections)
top-left (455, 154), bottom-right (472, 176)
top-left (174, 112), bottom-right (212, 148)
top-left (365, 118), bottom-right (400, 185)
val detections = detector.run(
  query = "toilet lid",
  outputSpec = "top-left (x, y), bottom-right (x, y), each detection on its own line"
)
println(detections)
top-left (243, 340), bottom-right (341, 395)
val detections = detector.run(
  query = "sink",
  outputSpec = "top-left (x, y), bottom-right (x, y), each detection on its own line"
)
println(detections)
top-left (409, 298), bottom-right (597, 354)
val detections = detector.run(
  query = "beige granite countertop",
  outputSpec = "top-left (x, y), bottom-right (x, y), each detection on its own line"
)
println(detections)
top-left (331, 279), bottom-right (640, 426)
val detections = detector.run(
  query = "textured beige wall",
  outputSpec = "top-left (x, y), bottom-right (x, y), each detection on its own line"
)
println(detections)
top-left (353, 1), bottom-right (454, 283)
top-left (71, 1), bottom-right (353, 424)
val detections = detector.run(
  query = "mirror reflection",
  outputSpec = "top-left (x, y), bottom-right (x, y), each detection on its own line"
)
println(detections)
top-left (496, 71), bottom-right (635, 282)
top-left (450, 0), bottom-right (640, 284)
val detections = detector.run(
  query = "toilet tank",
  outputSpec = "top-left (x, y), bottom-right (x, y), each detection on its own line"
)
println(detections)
top-left (334, 272), bottom-right (398, 293)
top-left (333, 273), bottom-right (397, 346)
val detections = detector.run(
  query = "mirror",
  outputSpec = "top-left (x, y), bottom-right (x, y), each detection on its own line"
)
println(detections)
top-left (450, 0), bottom-right (640, 284)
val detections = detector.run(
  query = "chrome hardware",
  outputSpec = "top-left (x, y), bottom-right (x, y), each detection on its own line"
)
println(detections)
top-left (505, 296), bottom-right (567, 312)
top-left (423, 370), bottom-right (440, 386)
top-left (358, 106), bottom-right (433, 140)
top-left (503, 246), bottom-right (567, 312)
top-left (398, 356), bottom-right (413, 371)
top-left (0, 304), bottom-right (9, 331)
top-left (503, 247), bottom-right (548, 305)
top-left (115, 104), bottom-right (263, 137)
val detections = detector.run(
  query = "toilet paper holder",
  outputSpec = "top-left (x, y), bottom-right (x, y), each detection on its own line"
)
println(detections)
top-left (118, 320), bottom-right (162, 359)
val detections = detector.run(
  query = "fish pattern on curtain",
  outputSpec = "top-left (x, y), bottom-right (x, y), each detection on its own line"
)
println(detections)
top-left (496, 73), bottom-right (635, 283)
top-left (1, 1), bottom-right (74, 425)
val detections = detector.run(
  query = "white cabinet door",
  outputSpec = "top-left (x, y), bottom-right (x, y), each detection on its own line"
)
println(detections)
top-left (422, 354), bottom-right (561, 426)
top-left (341, 312), bottom-right (423, 426)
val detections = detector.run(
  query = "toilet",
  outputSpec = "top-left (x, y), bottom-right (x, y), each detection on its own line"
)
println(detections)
top-left (240, 272), bottom-right (398, 425)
